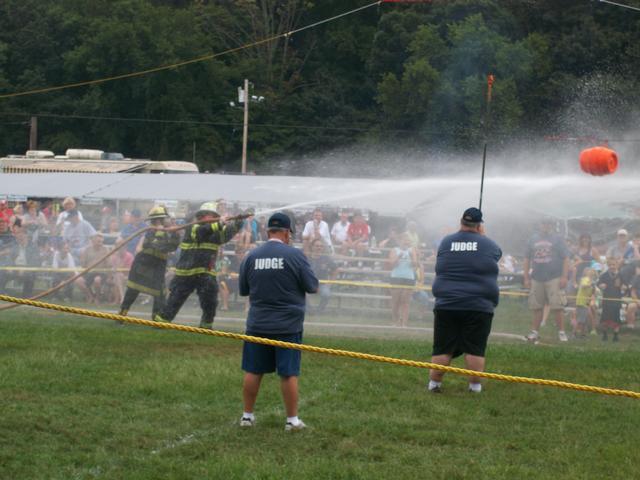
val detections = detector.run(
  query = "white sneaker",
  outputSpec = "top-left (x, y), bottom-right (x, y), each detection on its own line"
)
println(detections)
top-left (558, 331), bottom-right (569, 342)
top-left (285, 420), bottom-right (306, 431)
top-left (239, 416), bottom-right (256, 427)
top-left (525, 330), bottom-right (540, 342)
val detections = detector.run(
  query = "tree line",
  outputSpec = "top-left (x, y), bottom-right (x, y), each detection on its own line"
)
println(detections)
top-left (1, 0), bottom-right (638, 173)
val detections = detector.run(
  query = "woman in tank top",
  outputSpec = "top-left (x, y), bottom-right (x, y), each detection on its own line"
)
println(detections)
top-left (388, 232), bottom-right (419, 327)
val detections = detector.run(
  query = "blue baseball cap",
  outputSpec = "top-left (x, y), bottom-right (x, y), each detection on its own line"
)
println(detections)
top-left (462, 207), bottom-right (483, 223)
top-left (268, 212), bottom-right (292, 231)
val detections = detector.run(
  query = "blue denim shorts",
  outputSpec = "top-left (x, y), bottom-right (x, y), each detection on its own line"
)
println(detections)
top-left (242, 332), bottom-right (302, 377)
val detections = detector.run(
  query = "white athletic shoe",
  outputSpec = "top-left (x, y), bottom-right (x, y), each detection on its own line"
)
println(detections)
top-left (239, 416), bottom-right (256, 427)
top-left (285, 420), bottom-right (307, 431)
top-left (427, 384), bottom-right (443, 393)
top-left (525, 330), bottom-right (540, 342)
top-left (558, 331), bottom-right (569, 342)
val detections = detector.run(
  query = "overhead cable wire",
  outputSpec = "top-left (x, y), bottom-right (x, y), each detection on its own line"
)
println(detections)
top-left (0, 1), bottom-right (382, 100)
top-left (596, 0), bottom-right (640, 12)
top-left (0, 110), bottom-right (521, 139)
top-left (5, 111), bottom-right (640, 144)
top-left (0, 111), bottom-right (379, 132)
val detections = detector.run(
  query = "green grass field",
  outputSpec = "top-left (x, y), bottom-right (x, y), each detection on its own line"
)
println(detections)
top-left (2, 307), bottom-right (640, 479)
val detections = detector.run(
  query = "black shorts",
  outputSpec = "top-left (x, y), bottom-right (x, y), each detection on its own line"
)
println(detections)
top-left (432, 309), bottom-right (493, 358)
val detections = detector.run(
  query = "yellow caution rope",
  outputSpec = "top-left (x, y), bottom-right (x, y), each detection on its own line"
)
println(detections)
top-left (1, 293), bottom-right (638, 399)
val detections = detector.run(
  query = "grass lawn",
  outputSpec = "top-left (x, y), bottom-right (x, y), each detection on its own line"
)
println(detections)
top-left (1, 307), bottom-right (639, 479)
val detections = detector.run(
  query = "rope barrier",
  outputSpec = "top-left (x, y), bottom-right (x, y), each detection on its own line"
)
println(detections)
top-left (0, 266), bottom-right (129, 273)
top-left (0, 264), bottom-right (633, 303)
top-left (1, 293), bottom-right (638, 399)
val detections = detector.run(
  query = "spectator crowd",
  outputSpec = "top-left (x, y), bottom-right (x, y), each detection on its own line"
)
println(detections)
top-left (0, 196), bottom-right (638, 341)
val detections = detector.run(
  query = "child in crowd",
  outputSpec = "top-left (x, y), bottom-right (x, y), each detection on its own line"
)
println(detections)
top-left (52, 241), bottom-right (76, 301)
top-left (598, 258), bottom-right (625, 342)
top-left (573, 267), bottom-right (596, 338)
top-left (216, 254), bottom-right (233, 311)
top-left (622, 261), bottom-right (640, 330)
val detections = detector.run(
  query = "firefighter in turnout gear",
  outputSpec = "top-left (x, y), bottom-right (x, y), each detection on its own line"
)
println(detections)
top-left (155, 202), bottom-right (243, 329)
top-left (118, 206), bottom-right (180, 319)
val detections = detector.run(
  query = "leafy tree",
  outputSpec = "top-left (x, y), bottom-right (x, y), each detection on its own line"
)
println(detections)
top-left (0, 0), bottom-right (639, 170)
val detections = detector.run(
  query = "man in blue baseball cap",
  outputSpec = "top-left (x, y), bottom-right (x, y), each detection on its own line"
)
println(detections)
top-left (237, 212), bottom-right (318, 431)
top-left (428, 207), bottom-right (502, 394)
top-left (461, 207), bottom-right (483, 224)
top-left (523, 217), bottom-right (570, 343)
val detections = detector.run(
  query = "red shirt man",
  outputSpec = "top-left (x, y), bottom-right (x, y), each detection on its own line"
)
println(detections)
top-left (345, 213), bottom-right (370, 256)
top-left (347, 214), bottom-right (370, 243)
top-left (0, 201), bottom-right (12, 223)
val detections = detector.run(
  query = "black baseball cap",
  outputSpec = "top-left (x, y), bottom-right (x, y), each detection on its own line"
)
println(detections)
top-left (268, 212), bottom-right (292, 231)
top-left (462, 207), bottom-right (483, 223)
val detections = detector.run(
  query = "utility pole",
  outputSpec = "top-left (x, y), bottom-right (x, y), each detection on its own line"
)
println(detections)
top-left (478, 74), bottom-right (494, 211)
top-left (29, 116), bottom-right (38, 150)
top-left (241, 78), bottom-right (249, 174)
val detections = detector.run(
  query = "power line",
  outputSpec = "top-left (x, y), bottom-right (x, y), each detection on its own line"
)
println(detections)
top-left (6, 111), bottom-right (640, 144)
top-left (0, 110), bottom-right (508, 138)
top-left (597, 0), bottom-right (640, 12)
top-left (0, 111), bottom-right (402, 133)
top-left (0, 1), bottom-right (382, 100)
top-left (0, 121), bottom-right (29, 126)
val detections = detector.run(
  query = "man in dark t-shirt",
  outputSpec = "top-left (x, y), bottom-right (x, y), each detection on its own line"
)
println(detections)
top-left (238, 213), bottom-right (318, 431)
top-left (428, 207), bottom-right (502, 394)
top-left (523, 218), bottom-right (570, 343)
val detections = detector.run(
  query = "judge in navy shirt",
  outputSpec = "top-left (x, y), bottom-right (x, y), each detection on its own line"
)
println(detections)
top-left (238, 212), bottom-right (318, 431)
top-left (428, 207), bottom-right (502, 394)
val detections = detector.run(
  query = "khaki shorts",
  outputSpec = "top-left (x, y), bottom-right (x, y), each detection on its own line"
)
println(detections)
top-left (529, 278), bottom-right (567, 311)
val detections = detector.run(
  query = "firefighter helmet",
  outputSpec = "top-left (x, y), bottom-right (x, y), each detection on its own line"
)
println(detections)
top-left (147, 206), bottom-right (169, 220)
top-left (196, 201), bottom-right (219, 217)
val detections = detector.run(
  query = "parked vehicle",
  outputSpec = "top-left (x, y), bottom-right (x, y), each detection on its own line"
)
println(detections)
top-left (0, 149), bottom-right (199, 174)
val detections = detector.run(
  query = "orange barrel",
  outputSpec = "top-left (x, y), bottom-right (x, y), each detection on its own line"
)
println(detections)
top-left (579, 147), bottom-right (618, 176)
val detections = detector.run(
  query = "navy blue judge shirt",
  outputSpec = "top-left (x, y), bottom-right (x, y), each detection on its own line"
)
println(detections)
top-left (239, 239), bottom-right (319, 335)
top-left (432, 231), bottom-right (503, 314)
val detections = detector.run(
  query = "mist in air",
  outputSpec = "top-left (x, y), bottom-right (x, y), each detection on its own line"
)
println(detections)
top-left (263, 74), bottom-right (640, 255)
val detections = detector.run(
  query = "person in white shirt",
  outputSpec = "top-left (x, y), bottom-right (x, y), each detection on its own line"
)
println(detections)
top-left (56, 197), bottom-right (84, 233)
top-left (302, 209), bottom-right (332, 254)
top-left (62, 210), bottom-right (96, 260)
top-left (331, 211), bottom-right (350, 252)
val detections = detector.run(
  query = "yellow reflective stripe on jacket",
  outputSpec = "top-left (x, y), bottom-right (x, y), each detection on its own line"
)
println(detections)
top-left (141, 249), bottom-right (169, 260)
top-left (179, 242), bottom-right (219, 251)
top-left (174, 267), bottom-right (217, 277)
top-left (189, 222), bottom-right (221, 241)
top-left (126, 280), bottom-right (161, 296)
